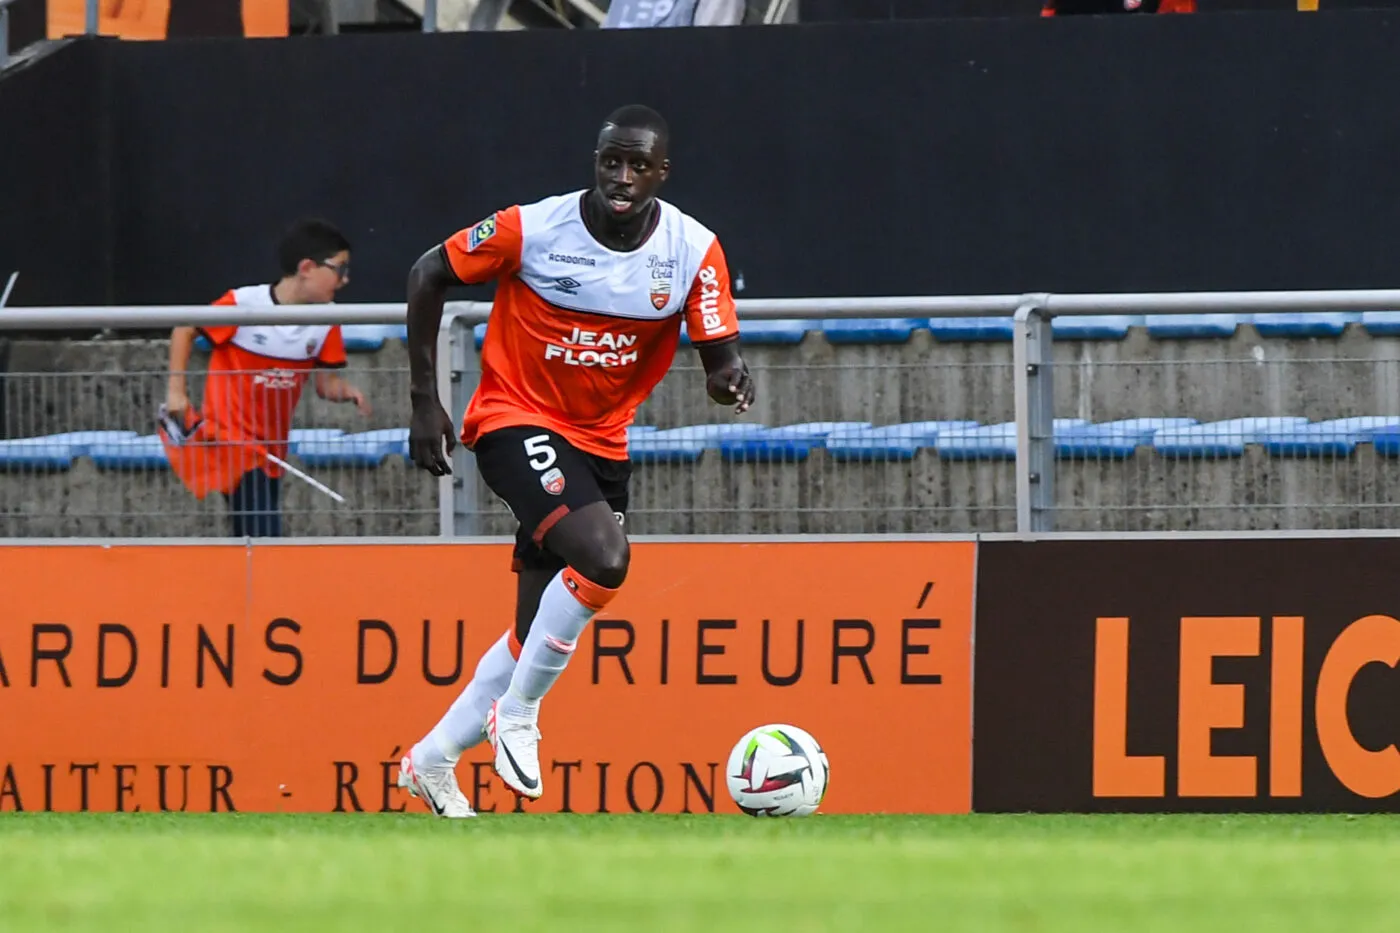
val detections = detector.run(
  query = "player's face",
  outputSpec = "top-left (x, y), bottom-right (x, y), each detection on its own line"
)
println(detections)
top-left (594, 127), bottom-right (669, 221)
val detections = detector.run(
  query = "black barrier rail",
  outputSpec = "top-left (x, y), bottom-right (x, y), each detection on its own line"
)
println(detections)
top-left (7, 10), bottom-right (1400, 308)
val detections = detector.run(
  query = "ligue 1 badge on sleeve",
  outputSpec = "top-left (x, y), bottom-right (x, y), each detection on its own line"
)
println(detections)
top-left (468, 216), bottom-right (497, 252)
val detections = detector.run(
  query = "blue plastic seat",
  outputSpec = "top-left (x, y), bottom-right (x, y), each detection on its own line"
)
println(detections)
top-left (0, 436), bottom-right (80, 470)
top-left (1051, 315), bottom-right (1140, 341)
top-left (1259, 417), bottom-right (1400, 458)
top-left (474, 322), bottom-right (489, 349)
top-left (1054, 418), bottom-right (1199, 460)
top-left (926, 317), bottom-right (1014, 342)
top-left (288, 428), bottom-right (346, 455)
top-left (629, 423), bottom-right (768, 464)
top-left (1360, 312), bottom-right (1400, 337)
top-left (297, 428), bottom-right (410, 467)
top-left (342, 324), bottom-right (408, 352)
top-left (1145, 313), bottom-right (1243, 339)
top-left (935, 419), bottom-right (1089, 460)
top-left (820, 318), bottom-right (923, 344)
top-left (681, 319), bottom-right (814, 346)
top-left (718, 421), bottom-right (872, 463)
top-left (40, 430), bottom-right (140, 457)
top-left (90, 435), bottom-right (170, 470)
top-left (1251, 312), bottom-right (1356, 338)
top-left (1151, 417), bottom-right (1308, 458)
top-left (825, 420), bottom-right (980, 461)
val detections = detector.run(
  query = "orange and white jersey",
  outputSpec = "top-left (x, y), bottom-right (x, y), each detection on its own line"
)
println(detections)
top-left (201, 286), bottom-right (345, 467)
top-left (445, 191), bottom-right (740, 460)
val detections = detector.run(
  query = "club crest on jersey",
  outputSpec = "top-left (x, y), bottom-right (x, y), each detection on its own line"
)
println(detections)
top-left (305, 338), bottom-right (318, 356)
top-left (647, 255), bottom-right (678, 311)
top-left (467, 216), bottom-right (497, 252)
top-left (649, 284), bottom-right (672, 310)
top-left (540, 467), bottom-right (566, 495)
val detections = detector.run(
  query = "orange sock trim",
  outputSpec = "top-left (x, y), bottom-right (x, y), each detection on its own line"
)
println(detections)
top-left (561, 567), bottom-right (619, 613)
top-left (507, 628), bottom-right (523, 660)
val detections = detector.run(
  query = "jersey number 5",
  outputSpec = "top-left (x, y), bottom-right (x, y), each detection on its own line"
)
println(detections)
top-left (524, 434), bottom-right (557, 472)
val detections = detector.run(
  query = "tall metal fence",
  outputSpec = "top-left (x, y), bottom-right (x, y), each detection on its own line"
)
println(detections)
top-left (4, 290), bottom-right (1400, 539)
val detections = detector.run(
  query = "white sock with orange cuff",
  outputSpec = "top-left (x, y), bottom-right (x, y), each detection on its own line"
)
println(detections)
top-left (413, 628), bottom-right (521, 768)
top-left (500, 567), bottom-right (618, 718)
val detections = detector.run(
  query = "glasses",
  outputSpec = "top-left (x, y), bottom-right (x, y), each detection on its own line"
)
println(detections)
top-left (316, 259), bottom-right (351, 282)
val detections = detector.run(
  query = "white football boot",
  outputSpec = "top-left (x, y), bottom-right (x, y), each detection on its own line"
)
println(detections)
top-left (486, 699), bottom-right (544, 799)
top-left (398, 750), bottom-right (476, 818)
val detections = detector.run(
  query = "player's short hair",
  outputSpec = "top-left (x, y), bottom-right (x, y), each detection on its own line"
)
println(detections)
top-left (277, 218), bottom-right (351, 276)
top-left (602, 104), bottom-right (669, 144)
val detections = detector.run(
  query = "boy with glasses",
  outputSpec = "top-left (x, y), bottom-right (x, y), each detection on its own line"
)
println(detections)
top-left (161, 218), bottom-right (371, 537)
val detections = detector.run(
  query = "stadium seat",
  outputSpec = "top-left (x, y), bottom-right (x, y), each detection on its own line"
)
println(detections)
top-left (935, 419), bottom-right (1089, 460)
top-left (43, 430), bottom-right (141, 457)
top-left (1054, 418), bottom-right (1199, 459)
top-left (89, 435), bottom-right (170, 470)
top-left (1151, 417), bottom-right (1309, 457)
top-left (1051, 315), bottom-right (1141, 341)
top-left (474, 322), bottom-right (489, 349)
top-left (926, 316), bottom-right (1014, 342)
top-left (0, 436), bottom-right (81, 471)
top-left (1360, 311), bottom-right (1400, 337)
top-left (342, 324), bottom-right (408, 352)
top-left (819, 318), bottom-right (923, 344)
top-left (1251, 312), bottom-right (1356, 338)
top-left (1145, 313), bottom-right (1243, 339)
top-left (680, 319), bottom-right (814, 345)
top-left (1259, 417), bottom-right (1400, 458)
top-left (296, 428), bottom-right (410, 467)
top-left (824, 420), bottom-right (980, 461)
top-left (288, 428), bottom-right (346, 455)
top-left (1369, 429), bottom-right (1400, 458)
top-left (718, 421), bottom-right (873, 463)
top-left (629, 423), bottom-right (768, 463)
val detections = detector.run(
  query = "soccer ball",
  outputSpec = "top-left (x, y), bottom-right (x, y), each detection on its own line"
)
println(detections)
top-left (725, 723), bottom-right (830, 817)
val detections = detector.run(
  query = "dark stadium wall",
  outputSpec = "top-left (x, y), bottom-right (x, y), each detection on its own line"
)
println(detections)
top-left (0, 40), bottom-right (111, 308)
top-left (6, 9), bottom-right (1400, 306)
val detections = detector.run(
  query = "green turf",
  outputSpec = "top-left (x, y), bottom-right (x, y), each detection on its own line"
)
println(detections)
top-left (2, 814), bottom-right (1400, 932)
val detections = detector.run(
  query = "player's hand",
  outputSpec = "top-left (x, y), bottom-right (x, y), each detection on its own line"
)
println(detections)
top-left (409, 393), bottom-right (456, 476)
top-left (706, 358), bottom-right (755, 414)
top-left (165, 385), bottom-right (191, 416)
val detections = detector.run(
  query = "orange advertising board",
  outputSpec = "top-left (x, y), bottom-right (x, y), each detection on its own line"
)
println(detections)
top-left (48, 1), bottom-right (289, 41)
top-left (0, 541), bottom-right (973, 815)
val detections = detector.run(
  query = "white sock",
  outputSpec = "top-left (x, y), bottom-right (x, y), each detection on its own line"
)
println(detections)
top-left (412, 630), bottom-right (518, 768)
top-left (500, 568), bottom-right (615, 718)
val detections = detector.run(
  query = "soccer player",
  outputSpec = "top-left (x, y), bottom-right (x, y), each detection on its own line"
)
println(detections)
top-left (398, 105), bottom-right (754, 817)
top-left (162, 218), bottom-right (371, 537)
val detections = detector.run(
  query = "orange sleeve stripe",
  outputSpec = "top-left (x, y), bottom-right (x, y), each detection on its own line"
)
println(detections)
top-left (318, 325), bottom-right (348, 366)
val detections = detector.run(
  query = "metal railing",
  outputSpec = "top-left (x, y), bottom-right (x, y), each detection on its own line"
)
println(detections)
top-left (5, 288), bottom-right (1400, 538)
top-left (2, 0), bottom-right (98, 69)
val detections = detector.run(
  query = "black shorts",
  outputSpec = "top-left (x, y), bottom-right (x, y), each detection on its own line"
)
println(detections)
top-left (472, 425), bottom-right (631, 572)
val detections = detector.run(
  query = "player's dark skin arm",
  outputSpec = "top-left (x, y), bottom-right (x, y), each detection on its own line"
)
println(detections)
top-left (696, 336), bottom-right (754, 413)
top-left (406, 246), bottom-right (460, 476)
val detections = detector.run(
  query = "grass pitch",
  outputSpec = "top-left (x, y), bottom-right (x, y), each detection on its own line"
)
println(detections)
top-left (2, 813), bottom-right (1398, 932)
